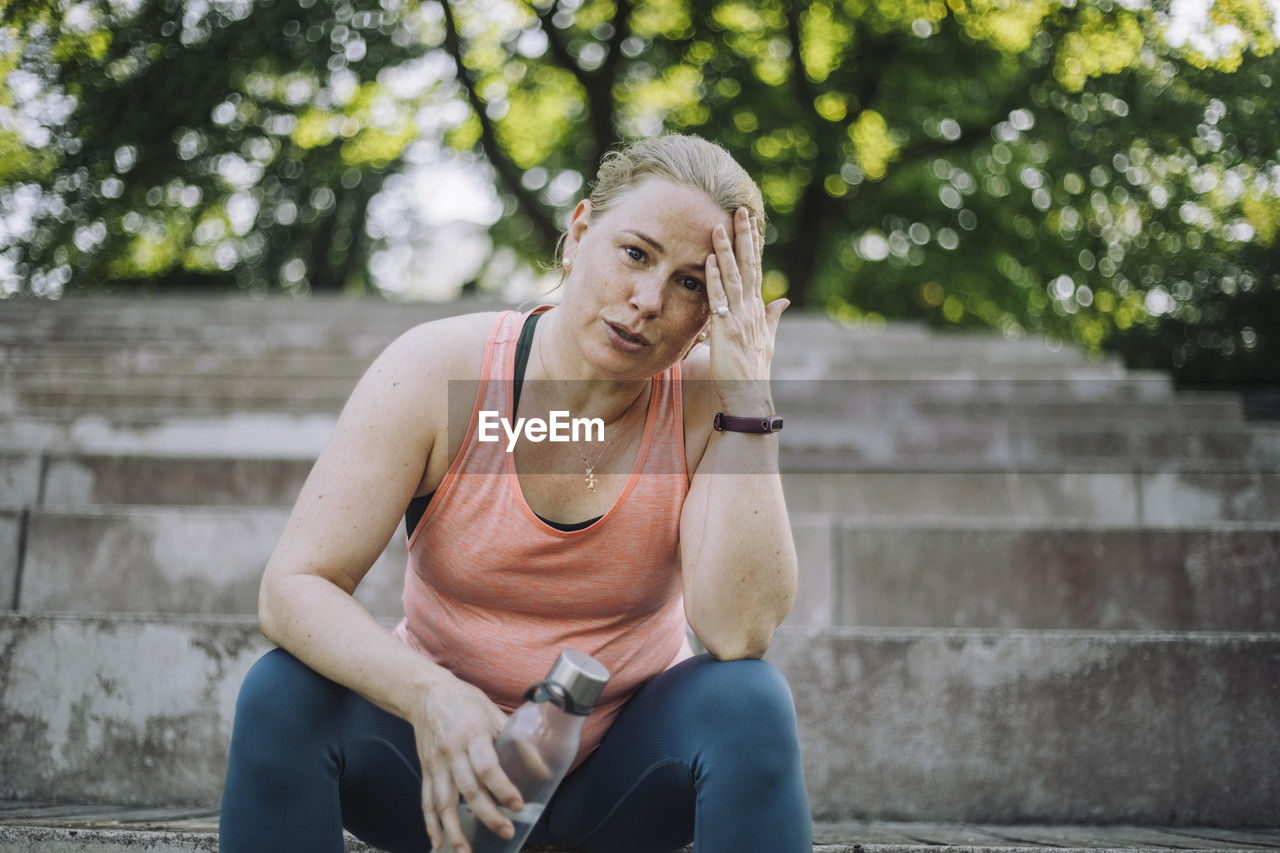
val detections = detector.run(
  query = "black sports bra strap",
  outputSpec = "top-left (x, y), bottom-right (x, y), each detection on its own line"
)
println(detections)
top-left (404, 310), bottom-right (600, 538)
top-left (511, 309), bottom-right (540, 416)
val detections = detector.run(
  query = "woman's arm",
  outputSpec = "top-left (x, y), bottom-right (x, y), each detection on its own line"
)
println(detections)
top-left (679, 209), bottom-right (797, 660)
top-left (680, 423), bottom-right (797, 660)
top-left (257, 314), bottom-right (521, 852)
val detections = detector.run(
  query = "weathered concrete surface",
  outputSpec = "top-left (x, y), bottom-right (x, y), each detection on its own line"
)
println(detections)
top-left (0, 512), bottom-right (20, 611)
top-left (782, 421), bottom-right (1280, 469)
top-left (40, 455), bottom-right (314, 508)
top-left (767, 626), bottom-right (1280, 825)
top-left (15, 507), bottom-right (1280, 631)
top-left (0, 614), bottom-right (268, 807)
top-left (4, 615), bottom-right (1278, 826)
top-left (8, 411), bottom-right (1278, 472)
top-left (0, 826), bottom-right (219, 852)
top-left (784, 471), bottom-right (1142, 523)
top-left (0, 412), bottom-right (339, 458)
top-left (769, 380), bottom-right (1240, 419)
top-left (19, 371), bottom-right (1200, 416)
top-left (788, 468), bottom-right (1280, 523)
top-left (787, 514), bottom-right (840, 627)
top-left (0, 295), bottom-right (492, 351)
top-left (5, 820), bottom-right (1273, 853)
top-left (33, 456), bottom-right (1280, 524)
top-left (830, 521), bottom-right (1280, 631)
top-left (8, 374), bottom-right (357, 413)
top-left (9, 375), bottom-right (1226, 418)
top-left (1141, 471), bottom-right (1280, 525)
top-left (2, 807), bottom-right (1278, 852)
top-left (2, 348), bottom-right (372, 380)
top-left (3, 296), bottom-right (1098, 368)
top-left (18, 508), bottom-right (406, 617)
top-left (0, 454), bottom-right (39, 510)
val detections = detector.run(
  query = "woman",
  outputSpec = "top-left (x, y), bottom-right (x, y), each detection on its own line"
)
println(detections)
top-left (220, 135), bottom-right (810, 852)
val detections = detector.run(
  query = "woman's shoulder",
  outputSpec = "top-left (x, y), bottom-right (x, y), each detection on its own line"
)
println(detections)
top-left (350, 311), bottom-right (505, 425)
top-left (680, 342), bottom-right (712, 382)
top-left (385, 310), bottom-right (505, 380)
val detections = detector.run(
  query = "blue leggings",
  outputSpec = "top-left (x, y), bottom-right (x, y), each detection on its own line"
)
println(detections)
top-left (220, 649), bottom-right (811, 852)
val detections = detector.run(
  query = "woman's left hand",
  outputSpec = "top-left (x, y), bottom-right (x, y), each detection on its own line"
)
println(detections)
top-left (704, 207), bottom-right (789, 409)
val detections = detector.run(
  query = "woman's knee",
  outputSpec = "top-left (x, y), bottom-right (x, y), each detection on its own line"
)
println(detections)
top-left (665, 656), bottom-right (805, 798)
top-left (233, 648), bottom-right (344, 744)
top-left (675, 655), bottom-right (800, 740)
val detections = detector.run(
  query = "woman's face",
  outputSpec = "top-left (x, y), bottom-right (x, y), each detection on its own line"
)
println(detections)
top-left (559, 177), bottom-right (733, 380)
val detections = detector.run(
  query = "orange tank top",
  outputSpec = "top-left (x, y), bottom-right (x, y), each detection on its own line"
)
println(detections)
top-left (393, 307), bottom-right (692, 764)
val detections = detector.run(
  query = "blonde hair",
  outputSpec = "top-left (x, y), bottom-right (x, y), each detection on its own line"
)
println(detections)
top-left (588, 134), bottom-right (765, 227)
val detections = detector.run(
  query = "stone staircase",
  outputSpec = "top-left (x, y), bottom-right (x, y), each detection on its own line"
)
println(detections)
top-left (1, 295), bottom-right (1278, 850)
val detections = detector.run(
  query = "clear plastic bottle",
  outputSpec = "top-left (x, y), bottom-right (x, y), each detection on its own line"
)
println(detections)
top-left (450, 649), bottom-right (609, 853)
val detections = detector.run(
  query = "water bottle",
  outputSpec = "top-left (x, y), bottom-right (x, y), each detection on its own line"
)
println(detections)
top-left (450, 649), bottom-right (609, 853)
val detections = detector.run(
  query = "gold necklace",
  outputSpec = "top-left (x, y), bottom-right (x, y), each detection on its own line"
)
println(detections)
top-left (534, 329), bottom-right (644, 492)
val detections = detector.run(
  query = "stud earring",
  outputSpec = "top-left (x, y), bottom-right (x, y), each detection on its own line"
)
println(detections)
top-left (696, 330), bottom-right (708, 342)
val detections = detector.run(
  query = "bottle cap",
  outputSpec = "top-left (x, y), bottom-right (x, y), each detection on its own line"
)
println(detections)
top-left (545, 649), bottom-right (609, 714)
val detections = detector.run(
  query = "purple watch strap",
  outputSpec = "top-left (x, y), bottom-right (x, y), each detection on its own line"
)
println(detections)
top-left (713, 412), bottom-right (784, 433)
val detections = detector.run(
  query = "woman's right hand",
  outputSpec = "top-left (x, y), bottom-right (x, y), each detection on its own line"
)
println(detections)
top-left (411, 675), bottom-right (524, 852)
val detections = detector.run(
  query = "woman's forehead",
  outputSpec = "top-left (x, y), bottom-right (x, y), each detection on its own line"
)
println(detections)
top-left (597, 179), bottom-right (733, 249)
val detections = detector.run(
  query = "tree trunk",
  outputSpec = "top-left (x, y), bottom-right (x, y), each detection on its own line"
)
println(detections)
top-left (775, 180), bottom-right (829, 308)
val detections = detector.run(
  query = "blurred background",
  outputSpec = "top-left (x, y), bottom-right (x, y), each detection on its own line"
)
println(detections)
top-left (1, 0), bottom-right (1277, 388)
top-left (3, 2), bottom-right (1280, 834)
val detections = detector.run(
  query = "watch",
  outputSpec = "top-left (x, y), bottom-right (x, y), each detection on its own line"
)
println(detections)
top-left (713, 412), bottom-right (784, 434)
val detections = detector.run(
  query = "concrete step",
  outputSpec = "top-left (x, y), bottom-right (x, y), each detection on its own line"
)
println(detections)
top-left (0, 411), bottom-right (340, 458)
top-left (16, 455), bottom-right (314, 508)
top-left (7, 353), bottom-right (1131, 389)
top-left (777, 626), bottom-right (1280, 825)
top-left (6, 503), bottom-right (1278, 630)
top-left (3, 299), bottom-right (1179, 416)
top-left (0, 296), bottom-right (493, 345)
top-left (3, 337), bottom-right (1116, 369)
top-left (771, 357), bottom-right (1134, 380)
top-left (773, 317), bottom-right (1122, 365)
top-left (3, 297), bottom-right (1245, 425)
top-left (771, 380), bottom-right (1235, 417)
top-left (7, 453), bottom-right (1278, 524)
top-left (783, 469), bottom-right (1280, 524)
top-left (783, 421), bottom-right (1280, 468)
top-left (5, 409), bottom-right (1278, 467)
top-left (2, 378), bottom-right (357, 413)
top-left (0, 335), bottom-right (1161, 391)
top-left (6, 375), bottom-right (1215, 422)
top-left (0, 614), bottom-right (263, 808)
top-left (5, 506), bottom-right (405, 616)
top-left (8, 505), bottom-right (1278, 630)
top-left (1, 812), bottom-right (1277, 853)
top-left (4, 297), bottom-right (1104, 367)
top-left (787, 516), bottom-right (1280, 631)
top-left (2, 614), bottom-right (1276, 824)
top-left (0, 348), bottom-right (375, 381)
top-left (6, 374), bottom-right (1241, 421)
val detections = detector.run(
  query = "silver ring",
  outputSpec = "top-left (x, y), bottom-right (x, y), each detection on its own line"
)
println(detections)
top-left (714, 305), bottom-right (729, 317)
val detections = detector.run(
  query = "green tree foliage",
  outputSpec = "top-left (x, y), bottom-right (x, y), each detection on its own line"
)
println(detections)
top-left (2, 0), bottom-right (1277, 381)
top-left (437, 0), bottom-right (1279, 381)
top-left (2, 0), bottom-right (428, 293)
